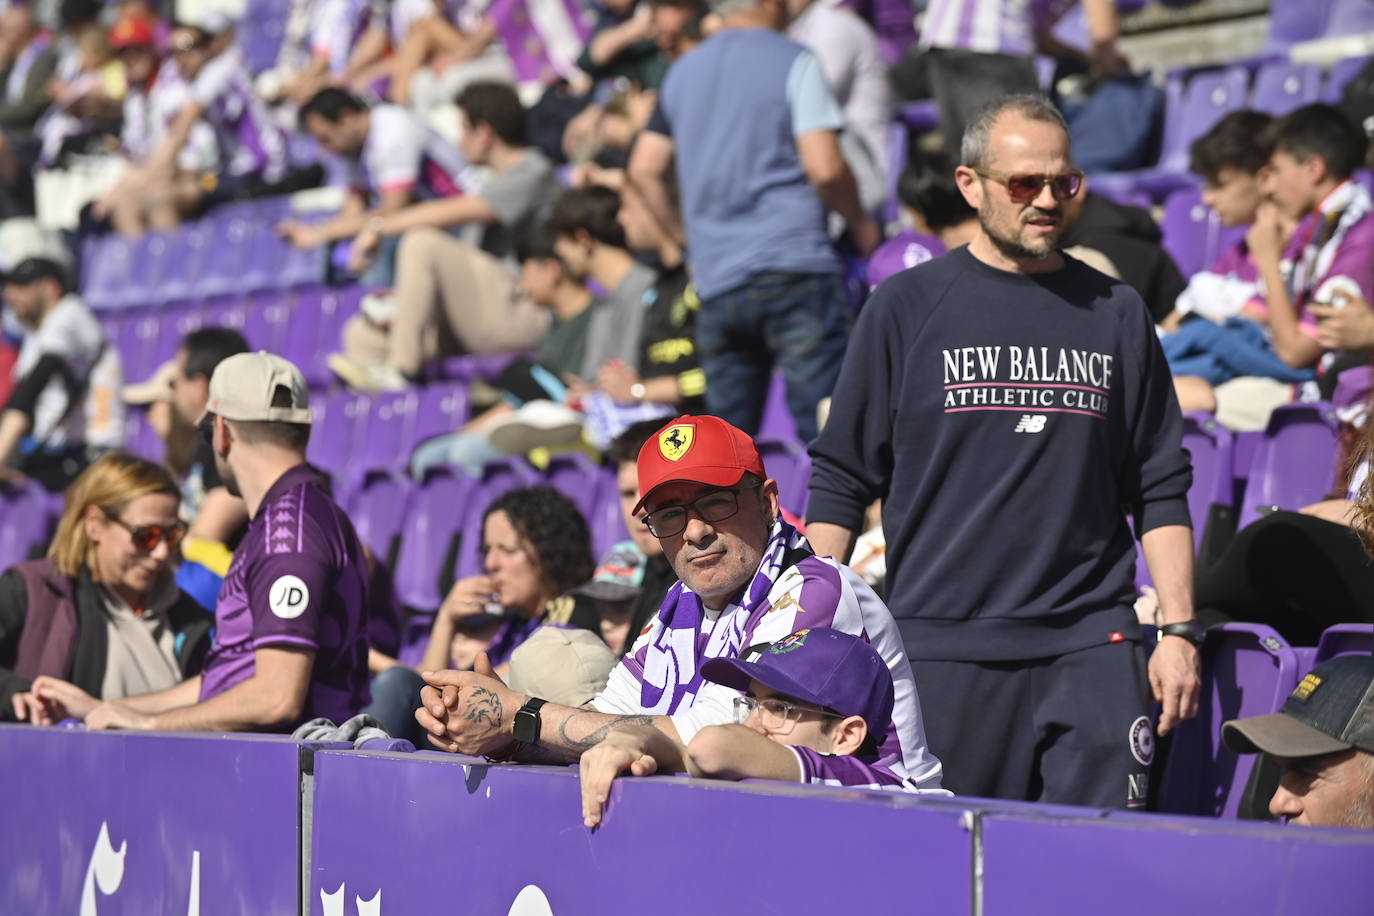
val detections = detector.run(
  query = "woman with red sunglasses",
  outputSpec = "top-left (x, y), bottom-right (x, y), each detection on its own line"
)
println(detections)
top-left (0, 451), bottom-right (211, 724)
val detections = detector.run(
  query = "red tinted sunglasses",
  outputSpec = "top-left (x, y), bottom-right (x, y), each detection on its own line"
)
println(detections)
top-left (104, 513), bottom-right (188, 552)
top-left (976, 168), bottom-right (1084, 202)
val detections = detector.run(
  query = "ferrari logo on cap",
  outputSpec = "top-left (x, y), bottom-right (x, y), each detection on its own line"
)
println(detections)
top-left (659, 424), bottom-right (694, 461)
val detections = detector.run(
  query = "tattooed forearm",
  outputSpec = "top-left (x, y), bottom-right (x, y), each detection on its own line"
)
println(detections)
top-left (557, 713), bottom-right (656, 752)
top-left (463, 687), bottom-right (503, 726)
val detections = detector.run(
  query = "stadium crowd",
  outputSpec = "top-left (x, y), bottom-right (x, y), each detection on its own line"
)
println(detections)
top-left (0, 0), bottom-right (1372, 834)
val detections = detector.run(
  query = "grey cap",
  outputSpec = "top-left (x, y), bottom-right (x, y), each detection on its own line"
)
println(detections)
top-left (1222, 656), bottom-right (1374, 758)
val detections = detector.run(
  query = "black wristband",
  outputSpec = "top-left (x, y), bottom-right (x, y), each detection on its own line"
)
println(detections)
top-left (1158, 621), bottom-right (1200, 645)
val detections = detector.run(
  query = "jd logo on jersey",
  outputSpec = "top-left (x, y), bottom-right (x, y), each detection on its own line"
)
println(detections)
top-left (1014, 414), bottom-right (1048, 433)
top-left (658, 425), bottom-right (694, 461)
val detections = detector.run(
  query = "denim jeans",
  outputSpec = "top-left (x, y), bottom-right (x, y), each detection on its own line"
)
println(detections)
top-left (697, 271), bottom-right (851, 443)
top-left (361, 665), bottom-right (428, 747)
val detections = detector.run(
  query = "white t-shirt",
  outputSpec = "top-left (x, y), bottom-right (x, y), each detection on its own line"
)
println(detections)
top-left (355, 103), bottom-right (470, 202)
top-left (14, 295), bottom-right (123, 449)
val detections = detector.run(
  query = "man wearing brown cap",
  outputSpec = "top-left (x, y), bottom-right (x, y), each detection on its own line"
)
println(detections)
top-left (1223, 656), bottom-right (1374, 829)
top-left (413, 414), bottom-right (945, 796)
top-left (32, 352), bottom-right (372, 732)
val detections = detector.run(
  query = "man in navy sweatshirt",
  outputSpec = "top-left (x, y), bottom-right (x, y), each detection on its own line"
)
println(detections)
top-left (806, 94), bottom-right (1200, 809)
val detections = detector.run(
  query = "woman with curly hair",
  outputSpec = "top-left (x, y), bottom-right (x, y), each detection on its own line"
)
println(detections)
top-left (366, 485), bottom-right (601, 741)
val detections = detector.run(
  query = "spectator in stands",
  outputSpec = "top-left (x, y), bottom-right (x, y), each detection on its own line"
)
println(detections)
top-left (629, 0), bottom-right (879, 442)
top-left (278, 87), bottom-right (469, 285)
top-left (806, 95), bottom-right (1198, 809)
top-left (1223, 656), bottom-right (1374, 829)
top-left (576, 0), bottom-right (670, 91)
top-left (329, 82), bottom-right (560, 392)
top-left (890, 0), bottom-right (1124, 159)
top-left (787, 0), bottom-right (890, 211)
top-left (94, 20), bottom-right (318, 235)
top-left (0, 256), bottom-right (122, 492)
top-left (1, 452), bottom-right (208, 724)
top-left (866, 151), bottom-right (963, 289)
top-left (262, 0), bottom-right (395, 106)
top-left (412, 414), bottom-right (945, 796)
top-left (1173, 105), bottom-right (1374, 427)
top-left (103, 16), bottom-right (219, 237)
top-left (31, 353), bottom-right (372, 732)
top-left (406, 226), bottom-right (599, 476)
top-left (365, 485), bottom-right (597, 742)
top-left (0, 4), bottom-right (57, 217)
top-left (1159, 110), bottom-right (1284, 333)
top-left (35, 21), bottom-right (122, 168)
top-left (581, 626), bottom-right (911, 825)
top-left (648, 0), bottom-right (709, 61)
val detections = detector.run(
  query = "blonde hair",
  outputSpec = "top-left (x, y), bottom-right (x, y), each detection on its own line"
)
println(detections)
top-left (48, 452), bottom-right (181, 578)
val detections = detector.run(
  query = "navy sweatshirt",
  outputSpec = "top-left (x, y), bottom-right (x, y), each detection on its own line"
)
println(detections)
top-left (807, 247), bottom-right (1192, 661)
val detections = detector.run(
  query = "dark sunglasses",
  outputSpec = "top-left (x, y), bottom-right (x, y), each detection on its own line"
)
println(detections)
top-left (103, 512), bottom-right (188, 552)
top-left (975, 168), bottom-right (1084, 202)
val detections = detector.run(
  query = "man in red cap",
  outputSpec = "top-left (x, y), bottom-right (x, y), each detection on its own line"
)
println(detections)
top-left (413, 415), bottom-right (946, 798)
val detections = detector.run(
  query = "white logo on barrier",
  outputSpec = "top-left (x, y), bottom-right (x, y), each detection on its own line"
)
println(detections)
top-left (1129, 715), bottom-right (1155, 765)
top-left (1013, 414), bottom-right (1047, 433)
top-left (80, 822), bottom-right (127, 916)
top-left (269, 575), bottom-right (310, 619)
top-left (321, 884), bottom-right (383, 916)
top-left (508, 885), bottom-right (554, 916)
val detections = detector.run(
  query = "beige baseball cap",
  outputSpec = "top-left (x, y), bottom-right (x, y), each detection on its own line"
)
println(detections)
top-left (506, 626), bottom-right (617, 708)
top-left (202, 351), bottom-right (313, 424)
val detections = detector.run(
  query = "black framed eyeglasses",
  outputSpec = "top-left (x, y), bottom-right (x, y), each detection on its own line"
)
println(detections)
top-left (640, 484), bottom-right (760, 539)
top-left (975, 168), bottom-right (1084, 202)
top-left (103, 512), bottom-right (188, 552)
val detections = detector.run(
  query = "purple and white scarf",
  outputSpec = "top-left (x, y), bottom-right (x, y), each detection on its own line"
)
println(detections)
top-left (638, 518), bottom-right (806, 714)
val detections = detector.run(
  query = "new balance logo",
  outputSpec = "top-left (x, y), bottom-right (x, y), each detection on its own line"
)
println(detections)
top-left (1013, 414), bottom-right (1047, 433)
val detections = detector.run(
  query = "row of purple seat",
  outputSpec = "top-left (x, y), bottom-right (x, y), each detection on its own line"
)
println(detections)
top-left (81, 197), bottom-right (329, 311)
top-left (1268, 0), bottom-right (1374, 53)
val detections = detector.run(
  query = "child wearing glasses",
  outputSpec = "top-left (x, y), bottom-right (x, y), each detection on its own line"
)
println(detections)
top-left (580, 627), bottom-right (916, 827)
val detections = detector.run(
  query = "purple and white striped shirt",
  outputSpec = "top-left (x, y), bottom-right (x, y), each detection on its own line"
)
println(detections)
top-left (592, 520), bottom-right (947, 793)
top-left (190, 46), bottom-right (289, 181)
top-left (919, 0), bottom-right (1075, 56)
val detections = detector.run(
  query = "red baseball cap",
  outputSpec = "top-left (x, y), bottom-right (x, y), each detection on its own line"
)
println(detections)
top-left (633, 415), bottom-right (767, 514)
top-left (110, 18), bottom-right (157, 51)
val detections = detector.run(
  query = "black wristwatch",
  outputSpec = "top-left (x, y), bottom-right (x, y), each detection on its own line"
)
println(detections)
top-left (1158, 621), bottom-right (1200, 645)
top-left (513, 697), bottom-right (548, 745)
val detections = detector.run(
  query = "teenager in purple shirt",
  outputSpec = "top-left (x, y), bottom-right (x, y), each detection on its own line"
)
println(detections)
top-left (33, 352), bottom-right (371, 731)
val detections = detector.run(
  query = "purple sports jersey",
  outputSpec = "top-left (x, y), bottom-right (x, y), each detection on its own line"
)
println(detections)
top-left (592, 519), bottom-right (947, 793)
top-left (790, 745), bottom-right (911, 790)
top-left (198, 465), bottom-right (371, 725)
top-left (919, 0), bottom-right (1075, 55)
top-left (355, 104), bottom-right (470, 203)
top-left (190, 47), bottom-right (289, 181)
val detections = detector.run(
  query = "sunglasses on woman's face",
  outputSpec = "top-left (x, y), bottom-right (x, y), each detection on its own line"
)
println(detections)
top-left (975, 168), bottom-right (1084, 203)
top-left (103, 513), bottom-right (188, 552)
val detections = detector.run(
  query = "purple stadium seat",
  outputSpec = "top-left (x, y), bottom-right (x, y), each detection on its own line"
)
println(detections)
top-left (1236, 403), bottom-right (1341, 529)
top-left (1325, 0), bottom-right (1374, 37)
top-left (393, 468), bottom-right (475, 611)
top-left (0, 481), bottom-right (49, 570)
top-left (757, 437), bottom-right (812, 518)
top-left (123, 407), bottom-right (163, 461)
top-left (346, 470), bottom-right (411, 568)
top-left (204, 296), bottom-right (249, 334)
top-left (1266, 0), bottom-right (1333, 52)
top-left (286, 286), bottom-right (363, 387)
top-left (353, 390), bottom-right (420, 474)
top-left (451, 459), bottom-right (541, 581)
top-left (1159, 186), bottom-right (1219, 279)
top-left (1322, 55), bottom-right (1372, 103)
top-left (308, 390), bottom-right (371, 471)
top-left (1159, 623), bottom-right (1301, 818)
top-left (543, 452), bottom-right (604, 523)
top-left (410, 381), bottom-right (469, 450)
top-left (196, 210), bottom-right (262, 299)
top-left (80, 234), bottom-right (136, 311)
top-left (433, 353), bottom-right (526, 382)
top-left (1314, 623), bottom-right (1374, 662)
top-left (122, 230), bottom-right (176, 309)
top-left (115, 310), bottom-right (163, 381)
top-left (1250, 61), bottom-right (1321, 115)
top-left (588, 466), bottom-right (628, 561)
top-left (883, 119), bottom-right (909, 227)
top-left (1165, 67), bottom-right (1251, 173)
top-left (156, 219), bottom-right (214, 303)
top-left (242, 291), bottom-right (291, 354)
top-left (1181, 412), bottom-right (1235, 548)
top-left (757, 372), bottom-right (800, 443)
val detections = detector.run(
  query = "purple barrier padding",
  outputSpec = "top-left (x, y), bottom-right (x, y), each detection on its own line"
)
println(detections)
top-left (309, 751), bottom-right (974, 914)
top-left (0, 725), bottom-right (346, 913)
top-left (981, 811), bottom-right (1374, 914)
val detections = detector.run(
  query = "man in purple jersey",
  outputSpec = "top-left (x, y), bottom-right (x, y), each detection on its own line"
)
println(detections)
top-left (411, 414), bottom-right (945, 798)
top-left (580, 626), bottom-right (909, 827)
top-left (34, 353), bottom-right (371, 731)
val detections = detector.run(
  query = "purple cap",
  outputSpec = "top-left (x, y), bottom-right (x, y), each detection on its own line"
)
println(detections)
top-left (701, 627), bottom-right (894, 736)
top-left (866, 231), bottom-right (944, 290)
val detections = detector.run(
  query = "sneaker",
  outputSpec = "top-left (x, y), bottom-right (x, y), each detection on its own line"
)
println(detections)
top-left (487, 400), bottom-right (585, 454)
top-left (327, 353), bottom-right (410, 393)
top-left (359, 292), bottom-right (397, 327)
